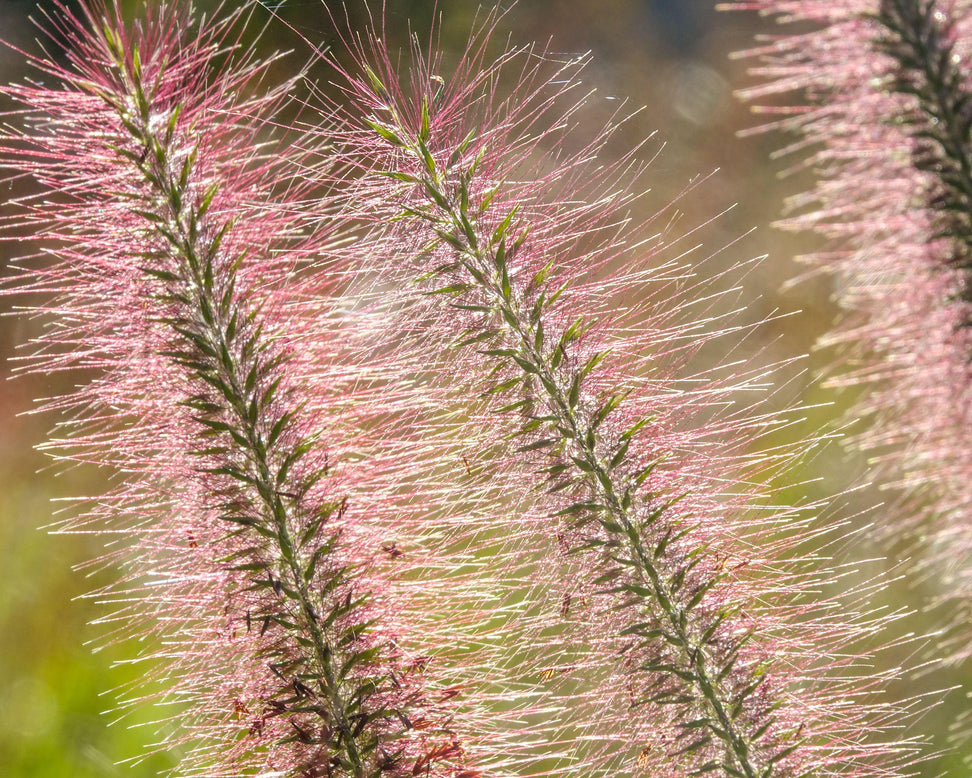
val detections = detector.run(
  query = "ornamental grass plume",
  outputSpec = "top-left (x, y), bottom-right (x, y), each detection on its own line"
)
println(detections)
top-left (724, 0), bottom-right (972, 645)
top-left (292, 9), bottom-right (923, 776)
top-left (0, 1), bottom-right (930, 777)
top-left (0, 2), bottom-right (498, 776)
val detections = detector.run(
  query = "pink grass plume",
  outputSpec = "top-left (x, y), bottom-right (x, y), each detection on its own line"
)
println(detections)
top-left (293, 7), bottom-right (926, 776)
top-left (724, 0), bottom-right (972, 659)
top-left (0, 2), bottom-right (492, 775)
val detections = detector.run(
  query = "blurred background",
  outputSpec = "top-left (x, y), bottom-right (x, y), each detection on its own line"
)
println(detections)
top-left (0, 0), bottom-right (967, 776)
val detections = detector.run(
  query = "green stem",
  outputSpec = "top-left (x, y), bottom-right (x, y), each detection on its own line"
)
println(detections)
top-left (877, 0), bottom-right (972, 306)
top-left (393, 122), bottom-right (767, 776)
top-left (100, 35), bottom-right (368, 776)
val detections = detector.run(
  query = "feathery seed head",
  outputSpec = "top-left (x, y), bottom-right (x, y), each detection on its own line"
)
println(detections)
top-left (300, 10), bottom-right (921, 777)
top-left (2, 3), bottom-right (483, 776)
top-left (726, 0), bottom-right (972, 658)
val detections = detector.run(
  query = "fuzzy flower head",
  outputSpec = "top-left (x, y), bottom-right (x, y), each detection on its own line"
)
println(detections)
top-left (1, 2), bottom-right (492, 776)
top-left (290, 8), bottom-right (923, 776)
top-left (727, 0), bottom-right (972, 638)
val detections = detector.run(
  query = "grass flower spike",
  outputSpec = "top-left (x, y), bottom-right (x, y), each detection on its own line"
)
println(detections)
top-left (307, 13), bottom-right (918, 777)
top-left (726, 0), bottom-right (972, 640)
top-left (1, 2), bottom-right (484, 775)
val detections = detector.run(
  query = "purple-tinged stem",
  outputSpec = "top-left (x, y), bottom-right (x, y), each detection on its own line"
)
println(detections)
top-left (875, 0), bottom-right (972, 307)
top-left (1, 3), bottom-right (475, 775)
top-left (314, 17), bottom-right (914, 776)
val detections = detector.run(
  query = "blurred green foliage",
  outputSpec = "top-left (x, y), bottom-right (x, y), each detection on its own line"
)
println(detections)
top-left (0, 375), bottom-right (177, 777)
